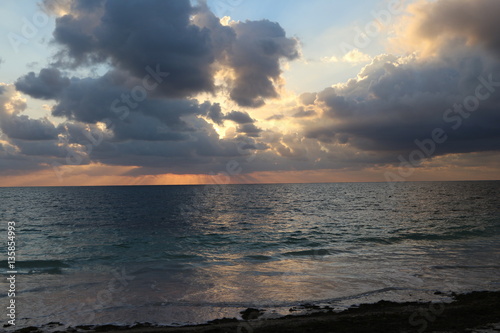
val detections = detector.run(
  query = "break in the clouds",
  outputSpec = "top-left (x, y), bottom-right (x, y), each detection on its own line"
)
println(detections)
top-left (0, 0), bottom-right (499, 183)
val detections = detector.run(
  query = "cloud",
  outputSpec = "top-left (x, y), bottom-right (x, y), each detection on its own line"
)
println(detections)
top-left (237, 123), bottom-right (262, 137)
top-left (2, 0), bottom-right (500, 183)
top-left (15, 68), bottom-right (213, 133)
top-left (0, 85), bottom-right (66, 174)
top-left (303, 49), bottom-right (500, 163)
top-left (224, 110), bottom-right (254, 124)
top-left (1, 79), bottom-right (262, 176)
top-left (322, 49), bottom-right (371, 63)
top-left (221, 110), bottom-right (262, 137)
top-left (398, 0), bottom-right (500, 57)
top-left (206, 103), bottom-right (224, 125)
top-left (1, 115), bottom-right (58, 141)
top-left (224, 19), bottom-right (299, 107)
top-left (15, 68), bottom-right (70, 100)
top-left (50, 0), bottom-right (217, 98)
top-left (9, 0), bottom-right (301, 179)
top-left (45, 0), bottom-right (298, 107)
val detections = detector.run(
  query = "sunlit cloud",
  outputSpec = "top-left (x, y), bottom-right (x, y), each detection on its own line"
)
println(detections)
top-left (322, 49), bottom-right (372, 64)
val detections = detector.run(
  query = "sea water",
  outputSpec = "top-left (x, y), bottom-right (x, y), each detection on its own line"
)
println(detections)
top-left (1, 181), bottom-right (499, 329)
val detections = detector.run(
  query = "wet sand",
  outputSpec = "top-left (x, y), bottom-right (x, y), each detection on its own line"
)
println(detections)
top-left (12, 291), bottom-right (500, 333)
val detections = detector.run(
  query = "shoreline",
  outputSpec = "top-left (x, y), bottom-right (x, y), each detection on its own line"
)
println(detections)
top-left (11, 291), bottom-right (500, 333)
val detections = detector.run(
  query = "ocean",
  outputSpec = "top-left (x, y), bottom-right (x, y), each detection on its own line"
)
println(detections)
top-left (1, 181), bottom-right (500, 329)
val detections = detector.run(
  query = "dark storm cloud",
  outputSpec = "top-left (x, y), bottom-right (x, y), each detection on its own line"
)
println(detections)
top-left (46, 0), bottom-right (299, 105)
top-left (304, 50), bottom-right (500, 161)
top-left (411, 0), bottom-right (500, 56)
top-left (225, 20), bottom-right (299, 107)
top-left (50, 0), bottom-right (215, 97)
top-left (206, 103), bottom-right (224, 125)
top-left (88, 124), bottom-right (258, 174)
top-left (224, 110), bottom-right (254, 124)
top-left (15, 68), bottom-right (70, 100)
top-left (51, 72), bottom-right (130, 123)
top-left (0, 116), bottom-right (58, 141)
top-left (0, 79), bottom-right (253, 175)
top-left (16, 68), bottom-right (213, 133)
top-left (15, 68), bottom-right (129, 123)
top-left (237, 123), bottom-right (262, 137)
top-left (305, 127), bottom-right (336, 144)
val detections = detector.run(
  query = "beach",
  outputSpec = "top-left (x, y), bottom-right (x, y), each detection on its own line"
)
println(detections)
top-left (11, 291), bottom-right (500, 333)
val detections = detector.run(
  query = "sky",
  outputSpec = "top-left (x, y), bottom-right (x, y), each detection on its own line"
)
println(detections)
top-left (0, 0), bottom-right (499, 186)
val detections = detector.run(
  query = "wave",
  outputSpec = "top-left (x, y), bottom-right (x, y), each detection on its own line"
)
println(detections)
top-left (356, 228), bottom-right (496, 245)
top-left (14, 260), bottom-right (70, 268)
top-left (281, 249), bottom-right (337, 257)
top-left (1, 259), bottom-right (70, 274)
top-left (431, 265), bottom-right (500, 270)
top-left (243, 255), bottom-right (274, 261)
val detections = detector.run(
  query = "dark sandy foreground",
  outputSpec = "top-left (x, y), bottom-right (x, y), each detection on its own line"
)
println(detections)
top-left (13, 291), bottom-right (500, 333)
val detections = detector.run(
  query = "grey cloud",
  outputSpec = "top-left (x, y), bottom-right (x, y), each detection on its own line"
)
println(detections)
top-left (89, 129), bottom-right (255, 174)
top-left (47, 0), bottom-right (298, 106)
top-left (10, 138), bottom-right (65, 158)
top-left (305, 127), bottom-right (336, 144)
top-left (17, 67), bottom-right (209, 130)
top-left (51, 0), bottom-right (215, 97)
top-left (15, 68), bottom-right (70, 100)
top-left (51, 73), bottom-right (127, 123)
top-left (0, 116), bottom-right (58, 141)
top-left (206, 103), bottom-right (224, 125)
top-left (224, 110), bottom-right (254, 124)
top-left (193, 4), bottom-right (300, 107)
top-left (226, 20), bottom-right (299, 107)
top-left (305, 50), bottom-right (500, 162)
top-left (237, 123), bottom-right (262, 137)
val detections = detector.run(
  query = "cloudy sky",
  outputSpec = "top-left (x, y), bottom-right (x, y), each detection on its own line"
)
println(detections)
top-left (0, 0), bottom-right (499, 186)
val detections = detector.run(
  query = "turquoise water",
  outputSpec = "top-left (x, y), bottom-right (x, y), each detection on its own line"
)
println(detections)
top-left (1, 182), bottom-right (500, 329)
